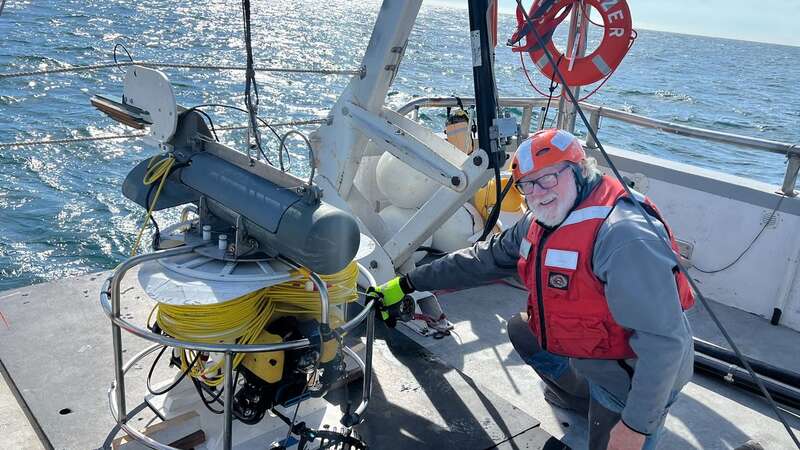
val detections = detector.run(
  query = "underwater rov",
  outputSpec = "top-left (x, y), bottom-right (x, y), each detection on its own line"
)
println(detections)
top-left (97, 65), bottom-right (381, 449)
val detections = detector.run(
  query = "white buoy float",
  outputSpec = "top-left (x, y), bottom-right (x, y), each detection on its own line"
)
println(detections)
top-left (376, 152), bottom-right (438, 209)
top-left (432, 203), bottom-right (485, 253)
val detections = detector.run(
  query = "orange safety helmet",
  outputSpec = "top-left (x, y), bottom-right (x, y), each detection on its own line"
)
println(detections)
top-left (511, 128), bottom-right (585, 181)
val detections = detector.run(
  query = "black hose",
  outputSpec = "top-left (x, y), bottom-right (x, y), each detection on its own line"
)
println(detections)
top-left (479, 167), bottom-right (504, 241)
top-left (694, 351), bottom-right (800, 411)
top-left (694, 338), bottom-right (800, 389)
top-left (478, 174), bottom-right (515, 241)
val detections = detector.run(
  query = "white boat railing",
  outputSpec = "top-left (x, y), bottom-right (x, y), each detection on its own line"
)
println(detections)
top-left (396, 97), bottom-right (800, 196)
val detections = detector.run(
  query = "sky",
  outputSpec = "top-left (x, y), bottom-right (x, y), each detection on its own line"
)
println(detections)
top-left (429, 0), bottom-right (800, 47)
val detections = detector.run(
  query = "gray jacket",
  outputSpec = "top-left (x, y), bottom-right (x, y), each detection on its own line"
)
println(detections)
top-left (407, 196), bottom-right (694, 435)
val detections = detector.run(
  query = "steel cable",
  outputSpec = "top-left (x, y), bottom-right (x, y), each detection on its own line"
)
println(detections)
top-left (0, 119), bottom-right (326, 148)
top-left (0, 61), bottom-right (361, 79)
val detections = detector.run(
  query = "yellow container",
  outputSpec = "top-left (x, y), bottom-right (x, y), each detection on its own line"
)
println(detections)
top-left (241, 331), bottom-right (285, 383)
top-left (473, 176), bottom-right (524, 220)
top-left (445, 112), bottom-right (475, 155)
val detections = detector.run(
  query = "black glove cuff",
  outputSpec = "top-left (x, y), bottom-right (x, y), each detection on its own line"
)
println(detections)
top-left (399, 275), bottom-right (415, 294)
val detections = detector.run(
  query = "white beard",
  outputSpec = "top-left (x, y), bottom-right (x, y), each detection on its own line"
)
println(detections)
top-left (530, 189), bottom-right (577, 227)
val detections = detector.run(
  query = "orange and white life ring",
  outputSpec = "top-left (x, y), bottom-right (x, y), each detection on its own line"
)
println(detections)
top-left (511, 0), bottom-right (633, 87)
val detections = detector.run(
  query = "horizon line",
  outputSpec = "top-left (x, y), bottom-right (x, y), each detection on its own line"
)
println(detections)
top-left (423, 1), bottom-right (800, 48)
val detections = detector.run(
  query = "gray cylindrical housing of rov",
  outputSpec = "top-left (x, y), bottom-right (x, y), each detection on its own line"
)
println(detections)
top-left (180, 152), bottom-right (360, 275)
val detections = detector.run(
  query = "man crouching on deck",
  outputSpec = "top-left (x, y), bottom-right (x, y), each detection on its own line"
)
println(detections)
top-left (374, 128), bottom-right (695, 450)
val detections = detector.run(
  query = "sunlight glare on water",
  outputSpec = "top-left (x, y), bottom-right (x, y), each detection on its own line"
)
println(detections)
top-left (1, 0), bottom-right (799, 290)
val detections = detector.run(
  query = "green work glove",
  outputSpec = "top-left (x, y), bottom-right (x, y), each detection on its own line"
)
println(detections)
top-left (371, 276), bottom-right (415, 328)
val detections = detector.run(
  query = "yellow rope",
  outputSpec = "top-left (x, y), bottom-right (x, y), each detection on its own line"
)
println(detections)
top-left (156, 261), bottom-right (359, 386)
top-left (131, 154), bottom-right (175, 256)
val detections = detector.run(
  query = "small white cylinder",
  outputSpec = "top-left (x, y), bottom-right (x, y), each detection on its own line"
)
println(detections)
top-left (218, 234), bottom-right (228, 250)
top-left (202, 225), bottom-right (212, 241)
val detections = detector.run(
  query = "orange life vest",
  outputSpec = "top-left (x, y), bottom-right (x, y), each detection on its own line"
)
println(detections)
top-left (516, 176), bottom-right (695, 359)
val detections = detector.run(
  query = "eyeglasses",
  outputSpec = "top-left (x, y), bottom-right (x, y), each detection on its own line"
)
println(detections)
top-left (515, 166), bottom-right (571, 195)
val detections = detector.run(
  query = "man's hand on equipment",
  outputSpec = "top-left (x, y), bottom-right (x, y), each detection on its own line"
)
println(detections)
top-left (369, 276), bottom-right (415, 328)
top-left (607, 421), bottom-right (646, 450)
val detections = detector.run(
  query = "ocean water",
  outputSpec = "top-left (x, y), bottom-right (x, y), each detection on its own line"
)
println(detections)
top-left (1, 0), bottom-right (799, 291)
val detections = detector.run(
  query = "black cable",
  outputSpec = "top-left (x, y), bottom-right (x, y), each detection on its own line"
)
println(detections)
top-left (541, 54), bottom-right (564, 127)
top-left (181, 106), bottom-right (220, 142)
top-left (283, 325), bottom-right (323, 445)
top-left (694, 195), bottom-right (785, 274)
top-left (478, 168), bottom-right (504, 241)
top-left (241, 0), bottom-right (267, 164)
top-left (477, 59), bottom-right (562, 241)
top-left (193, 109), bottom-right (220, 142)
top-left (478, 174), bottom-right (515, 241)
top-left (112, 43), bottom-right (134, 73)
top-left (514, 2), bottom-right (800, 446)
top-left (284, 365), bottom-right (319, 438)
top-left (278, 130), bottom-right (315, 183)
top-left (192, 103), bottom-right (287, 166)
top-left (195, 103), bottom-right (281, 140)
top-left (146, 346), bottom-right (201, 396)
top-left (143, 181), bottom-right (162, 248)
top-left (191, 374), bottom-right (225, 415)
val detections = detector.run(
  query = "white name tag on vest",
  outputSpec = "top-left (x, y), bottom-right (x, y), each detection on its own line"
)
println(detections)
top-left (544, 249), bottom-right (579, 270)
top-left (519, 238), bottom-right (532, 259)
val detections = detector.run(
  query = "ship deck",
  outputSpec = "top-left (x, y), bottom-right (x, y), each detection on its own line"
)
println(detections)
top-left (0, 272), bottom-right (561, 449)
top-left (1, 273), bottom-right (800, 449)
top-left (407, 283), bottom-right (800, 449)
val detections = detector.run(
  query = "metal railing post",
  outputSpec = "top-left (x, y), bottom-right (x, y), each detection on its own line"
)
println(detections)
top-left (520, 106), bottom-right (532, 139)
top-left (111, 323), bottom-right (126, 421)
top-left (781, 149), bottom-right (800, 196)
top-left (585, 108), bottom-right (602, 149)
top-left (223, 352), bottom-right (234, 450)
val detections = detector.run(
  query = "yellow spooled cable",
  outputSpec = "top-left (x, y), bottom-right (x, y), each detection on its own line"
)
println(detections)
top-left (155, 261), bottom-right (359, 386)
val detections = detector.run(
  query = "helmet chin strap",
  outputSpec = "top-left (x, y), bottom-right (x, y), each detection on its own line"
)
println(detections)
top-left (570, 163), bottom-right (591, 205)
top-left (567, 163), bottom-right (598, 213)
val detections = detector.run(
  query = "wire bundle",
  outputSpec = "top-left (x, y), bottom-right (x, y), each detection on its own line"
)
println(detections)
top-left (154, 261), bottom-right (359, 386)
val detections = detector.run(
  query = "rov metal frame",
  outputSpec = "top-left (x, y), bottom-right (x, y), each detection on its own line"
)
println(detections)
top-left (99, 245), bottom-right (377, 450)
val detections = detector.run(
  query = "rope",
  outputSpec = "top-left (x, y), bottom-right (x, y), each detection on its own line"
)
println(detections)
top-left (0, 62), bottom-right (129, 78)
top-left (0, 119), bottom-right (327, 148)
top-left (131, 154), bottom-right (175, 256)
top-left (0, 61), bottom-right (362, 79)
top-left (0, 133), bottom-right (147, 147)
top-left (242, 0), bottom-right (265, 164)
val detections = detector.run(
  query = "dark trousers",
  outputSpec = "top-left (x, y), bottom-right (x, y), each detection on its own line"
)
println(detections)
top-left (507, 313), bottom-right (622, 450)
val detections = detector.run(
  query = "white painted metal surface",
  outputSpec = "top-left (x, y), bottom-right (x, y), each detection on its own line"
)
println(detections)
top-left (346, 104), bottom-right (468, 191)
top-left (136, 255), bottom-right (295, 305)
top-left (123, 65), bottom-right (177, 143)
top-left (309, 0), bottom-right (498, 289)
top-left (592, 145), bottom-right (800, 332)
